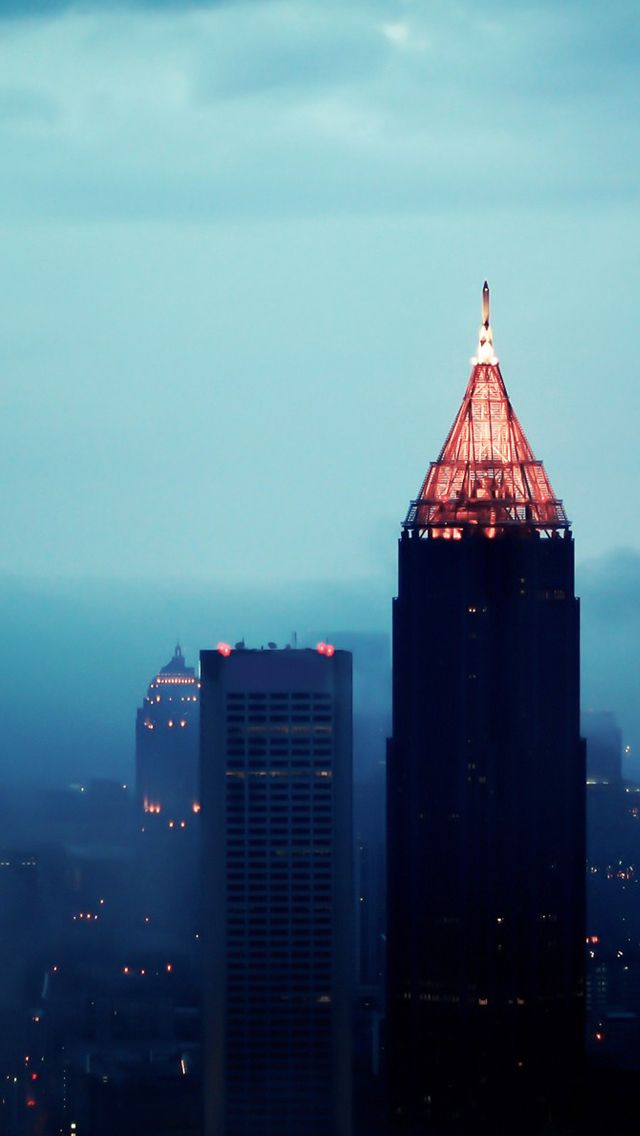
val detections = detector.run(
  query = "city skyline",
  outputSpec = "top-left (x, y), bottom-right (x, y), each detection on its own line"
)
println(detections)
top-left (0, 6), bottom-right (638, 1134)
top-left (1, 4), bottom-right (639, 782)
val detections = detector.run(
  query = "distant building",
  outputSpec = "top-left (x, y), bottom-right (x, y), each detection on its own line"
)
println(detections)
top-left (200, 643), bottom-right (353, 1136)
top-left (135, 646), bottom-right (200, 939)
top-left (387, 285), bottom-right (585, 1126)
top-left (135, 645), bottom-right (200, 819)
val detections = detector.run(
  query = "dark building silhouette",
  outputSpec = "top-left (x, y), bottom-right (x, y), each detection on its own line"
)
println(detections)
top-left (387, 285), bottom-right (585, 1128)
top-left (135, 646), bottom-right (200, 939)
top-left (200, 643), bottom-right (352, 1136)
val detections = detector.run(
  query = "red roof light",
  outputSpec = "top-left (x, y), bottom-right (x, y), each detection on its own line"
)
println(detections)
top-left (316, 642), bottom-right (335, 657)
top-left (217, 642), bottom-right (232, 658)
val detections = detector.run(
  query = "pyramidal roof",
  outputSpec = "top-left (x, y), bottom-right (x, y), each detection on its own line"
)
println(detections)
top-left (404, 283), bottom-right (569, 539)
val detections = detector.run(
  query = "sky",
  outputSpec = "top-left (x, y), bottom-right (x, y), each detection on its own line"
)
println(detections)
top-left (0, 0), bottom-right (639, 779)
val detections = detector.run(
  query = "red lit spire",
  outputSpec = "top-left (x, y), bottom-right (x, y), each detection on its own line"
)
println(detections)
top-left (404, 283), bottom-right (569, 538)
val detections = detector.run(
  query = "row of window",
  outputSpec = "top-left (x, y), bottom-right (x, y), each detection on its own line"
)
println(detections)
top-left (227, 714), bottom-right (332, 723)
top-left (228, 887), bottom-right (332, 897)
top-left (227, 693), bottom-right (331, 701)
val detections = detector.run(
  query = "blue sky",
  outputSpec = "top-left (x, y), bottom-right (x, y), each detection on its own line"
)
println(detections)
top-left (0, 0), bottom-right (639, 776)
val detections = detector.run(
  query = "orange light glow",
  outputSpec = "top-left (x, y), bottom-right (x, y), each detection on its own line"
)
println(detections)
top-left (192, 802), bottom-right (201, 814)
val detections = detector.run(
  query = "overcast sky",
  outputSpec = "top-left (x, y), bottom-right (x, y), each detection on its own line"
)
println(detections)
top-left (0, 0), bottom-right (639, 775)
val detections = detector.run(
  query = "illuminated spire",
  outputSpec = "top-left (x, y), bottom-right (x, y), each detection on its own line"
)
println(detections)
top-left (404, 284), bottom-right (569, 538)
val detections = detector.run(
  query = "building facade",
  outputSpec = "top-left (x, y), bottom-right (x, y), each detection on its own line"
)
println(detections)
top-left (200, 644), bottom-right (352, 1136)
top-left (387, 286), bottom-right (585, 1127)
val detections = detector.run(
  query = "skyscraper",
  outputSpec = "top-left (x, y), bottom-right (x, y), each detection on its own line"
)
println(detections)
top-left (135, 645), bottom-right (201, 938)
top-left (387, 285), bottom-right (584, 1127)
top-left (136, 644), bottom-right (200, 820)
top-left (200, 643), bottom-right (352, 1136)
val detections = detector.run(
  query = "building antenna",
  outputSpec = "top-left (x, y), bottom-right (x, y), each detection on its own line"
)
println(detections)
top-left (482, 280), bottom-right (490, 328)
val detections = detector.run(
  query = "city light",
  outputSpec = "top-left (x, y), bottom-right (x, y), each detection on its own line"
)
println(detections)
top-left (217, 642), bottom-right (233, 657)
top-left (316, 642), bottom-right (335, 657)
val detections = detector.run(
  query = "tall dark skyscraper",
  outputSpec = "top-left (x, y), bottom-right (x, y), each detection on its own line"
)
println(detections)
top-left (387, 286), bottom-right (584, 1126)
top-left (200, 643), bottom-right (353, 1136)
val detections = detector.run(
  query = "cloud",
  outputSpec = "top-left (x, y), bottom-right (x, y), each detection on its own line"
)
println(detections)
top-left (0, 84), bottom-right (58, 123)
top-left (0, 0), bottom-right (214, 15)
top-left (0, 0), bottom-right (638, 222)
top-left (191, 7), bottom-right (388, 101)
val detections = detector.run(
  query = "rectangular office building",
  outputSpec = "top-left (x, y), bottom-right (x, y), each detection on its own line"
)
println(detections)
top-left (201, 644), bottom-right (352, 1136)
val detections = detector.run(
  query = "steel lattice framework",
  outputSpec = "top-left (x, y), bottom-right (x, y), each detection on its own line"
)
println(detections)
top-left (404, 286), bottom-right (569, 539)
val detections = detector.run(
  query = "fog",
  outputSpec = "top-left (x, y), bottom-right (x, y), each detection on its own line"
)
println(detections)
top-left (0, 544), bottom-right (637, 786)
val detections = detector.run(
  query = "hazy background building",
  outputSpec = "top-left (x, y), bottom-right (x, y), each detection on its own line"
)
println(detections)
top-left (135, 645), bottom-right (201, 943)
